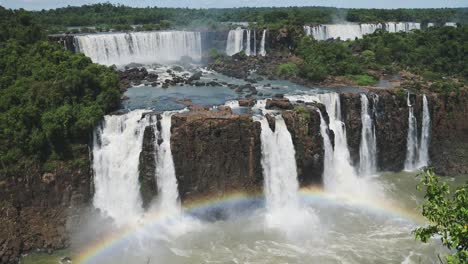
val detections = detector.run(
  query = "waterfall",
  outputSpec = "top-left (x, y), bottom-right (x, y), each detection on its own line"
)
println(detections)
top-left (92, 110), bottom-right (149, 225)
top-left (317, 111), bottom-right (335, 189)
top-left (245, 30), bottom-right (251, 56)
top-left (226, 27), bottom-right (245, 56)
top-left (417, 95), bottom-right (430, 168)
top-left (74, 31), bottom-right (202, 66)
top-left (304, 22), bottom-right (421, 41)
top-left (259, 116), bottom-right (299, 212)
top-left (259, 30), bottom-right (267, 56)
top-left (226, 28), bottom-right (261, 56)
top-left (358, 94), bottom-right (377, 176)
top-left (154, 112), bottom-right (180, 214)
top-left (404, 93), bottom-right (419, 171)
top-left (317, 93), bottom-right (360, 192)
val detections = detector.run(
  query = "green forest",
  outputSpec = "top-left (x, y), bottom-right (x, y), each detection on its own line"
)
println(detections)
top-left (292, 25), bottom-right (467, 91)
top-left (27, 4), bottom-right (468, 33)
top-left (0, 6), bottom-right (121, 175)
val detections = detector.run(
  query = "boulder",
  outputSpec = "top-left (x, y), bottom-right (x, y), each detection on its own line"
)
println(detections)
top-left (266, 98), bottom-right (293, 110)
top-left (238, 98), bottom-right (256, 107)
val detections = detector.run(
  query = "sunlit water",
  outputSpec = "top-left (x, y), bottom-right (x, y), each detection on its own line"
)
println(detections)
top-left (23, 171), bottom-right (465, 264)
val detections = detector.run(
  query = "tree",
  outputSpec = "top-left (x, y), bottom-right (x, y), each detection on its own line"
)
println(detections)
top-left (414, 169), bottom-right (468, 264)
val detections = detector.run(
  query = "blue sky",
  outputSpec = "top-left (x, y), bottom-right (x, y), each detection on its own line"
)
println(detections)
top-left (1, 0), bottom-right (467, 10)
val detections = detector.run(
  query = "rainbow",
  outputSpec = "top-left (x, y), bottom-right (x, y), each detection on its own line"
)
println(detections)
top-left (75, 188), bottom-right (424, 264)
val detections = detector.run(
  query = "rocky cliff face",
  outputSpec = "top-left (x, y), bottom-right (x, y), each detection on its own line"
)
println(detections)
top-left (138, 120), bottom-right (158, 209)
top-left (282, 104), bottom-right (328, 186)
top-left (171, 108), bottom-right (263, 201)
top-left (429, 90), bottom-right (468, 175)
top-left (0, 145), bottom-right (92, 264)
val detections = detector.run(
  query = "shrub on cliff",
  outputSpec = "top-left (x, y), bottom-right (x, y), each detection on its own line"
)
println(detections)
top-left (414, 169), bottom-right (468, 264)
top-left (276, 62), bottom-right (299, 78)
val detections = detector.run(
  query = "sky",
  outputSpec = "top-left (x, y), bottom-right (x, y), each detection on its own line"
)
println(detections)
top-left (1, 0), bottom-right (467, 10)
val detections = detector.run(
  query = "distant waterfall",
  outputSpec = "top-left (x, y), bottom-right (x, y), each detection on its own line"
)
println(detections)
top-left (417, 95), bottom-right (431, 168)
top-left (359, 94), bottom-right (377, 176)
top-left (226, 27), bottom-right (245, 56)
top-left (226, 28), bottom-right (264, 56)
top-left (245, 30), bottom-right (251, 56)
top-left (404, 93), bottom-right (419, 171)
top-left (304, 22), bottom-right (421, 40)
top-left (154, 112), bottom-right (180, 214)
top-left (74, 31), bottom-right (202, 66)
top-left (259, 30), bottom-right (267, 56)
top-left (259, 116), bottom-right (299, 212)
top-left (92, 110), bottom-right (149, 225)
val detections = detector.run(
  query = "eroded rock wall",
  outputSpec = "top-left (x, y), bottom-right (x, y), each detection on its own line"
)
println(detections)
top-left (0, 145), bottom-right (92, 264)
top-left (170, 109), bottom-right (263, 201)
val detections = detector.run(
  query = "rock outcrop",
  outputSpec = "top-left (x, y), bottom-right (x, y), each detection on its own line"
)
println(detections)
top-left (282, 103), bottom-right (329, 185)
top-left (429, 90), bottom-right (468, 175)
top-left (138, 118), bottom-right (158, 209)
top-left (0, 145), bottom-right (92, 264)
top-left (171, 108), bottom-right (263, 201)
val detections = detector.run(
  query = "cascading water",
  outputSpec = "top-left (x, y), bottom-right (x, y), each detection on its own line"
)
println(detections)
top-left (92, 110), bottom-right (149, 225)
top-left (404, 93), bottom-right (419, 171)
top-left (226, 28), bottom-right (263, 56)
top-left (226, 27), bottom-right (245, 56)
top-left (359, 94), bottom-right (377, 176)
top-left (304, 22), bottom-right (421, 40)
top-left (416, 95), bottom-right (430, 168)
top-left (259, 116), bottom-right (299, 212)
top-left (259, 30), bottom-right (267, 56)
top-left (317, 111), bottom-right (335, 189)
top-left (75, 31), bottom-right (202, 66)
top-left (245, 29), bottom-right (251, 56)
top-left (317, 93), bottom-right (361, 192)
top-left (154, 112), bottom-right (180, 214)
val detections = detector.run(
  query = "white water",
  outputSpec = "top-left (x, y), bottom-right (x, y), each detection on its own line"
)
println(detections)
top-left (75, 31), bottom-right (202, 66)
top-left (417, 95), bottom-right (430, 168)
top-left (92, 110), bottom-right (149, 225)
top-left (245, 29), bottom-right (251, 56)
top-left (259, 30), bottom-right (267, 56)
top-left (404, 93), bottom-right (419, 171)
top-left (226, 28), bottom-right (264, 56)
top-left (359, 94), bottom-right (377, 176)
top-left (154, 112), bottom-right (180, 214)
top-left (259, 116), bottom-right (299, 212)
top-left (226, 27), bottom-right (245, 56)
top-left (317, 111), bottom-right (335, 189)
top-left (304, 22), bottom-right (421, 41)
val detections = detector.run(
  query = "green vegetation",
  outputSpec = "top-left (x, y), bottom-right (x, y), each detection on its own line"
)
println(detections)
top-left (414, 169), bottom-right (468, 263)
top-left (276, 62), bottom-right (299, 78)
top-left (0, 7), bottom-right (121, 175)
top-left (346, 74), bottom-right (378, 86)
top-left (26, 4), bottom-right (466, 32)
top-left (293, 26), bottom-right (467, 89)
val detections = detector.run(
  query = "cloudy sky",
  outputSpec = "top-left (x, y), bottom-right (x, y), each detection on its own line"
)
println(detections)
top-left (1, 0), bottom-right (467, 10)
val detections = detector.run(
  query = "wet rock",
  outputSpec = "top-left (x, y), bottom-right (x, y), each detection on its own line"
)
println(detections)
top-left (162, 83), bottom-right (169, 89)
top-left (60, 257), bottom-right (72, 264)
top-left (238, 98), bottom-right (256, 107)
top-left (273, 93), bottom-right (284, 98)
top-left (171, 110), bottom-right (263, 200)
top-left (139, 124), bottom-right (158, 209)
top-left (187, 71), bottom-right (203, 83)
top-left (266, 98), bottom-right (293, 110)
top-left (265, 114), bottom-right (276, 132)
